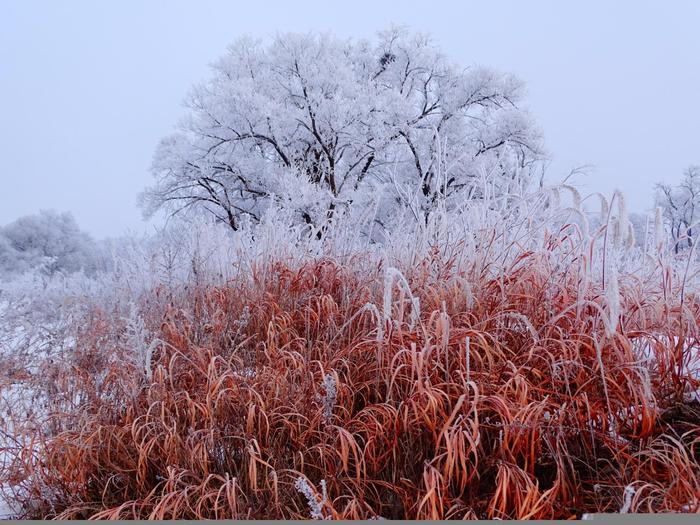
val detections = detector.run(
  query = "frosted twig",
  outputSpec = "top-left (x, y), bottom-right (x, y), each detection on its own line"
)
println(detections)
top-left (294, 477), bottom-right (329, 520)
top-left (321, 373), bottom-right (337, 423)
top-left (619, 484), bottom-right (635, 514)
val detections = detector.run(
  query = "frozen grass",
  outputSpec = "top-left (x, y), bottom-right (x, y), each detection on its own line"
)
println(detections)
top-left (1, 189), bottom-right (700, 519)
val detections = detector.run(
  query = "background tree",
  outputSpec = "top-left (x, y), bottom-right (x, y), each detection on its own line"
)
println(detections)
top-left (0, 210), bottom-right (98, 277)
top-left (141, 28), bottom-right (544, 232)
top-left (655, 165), bottom-right (700, 253)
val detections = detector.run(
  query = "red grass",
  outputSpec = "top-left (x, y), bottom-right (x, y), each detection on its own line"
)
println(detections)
top-left (2, 250), bottom-right (700, 519)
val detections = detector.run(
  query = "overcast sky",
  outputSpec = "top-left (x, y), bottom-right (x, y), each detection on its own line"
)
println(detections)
top-left (1, 0), bottom-right (699, 237)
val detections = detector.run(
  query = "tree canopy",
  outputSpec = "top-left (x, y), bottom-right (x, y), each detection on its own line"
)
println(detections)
top-left (141, 28), bottom-right (544, 233)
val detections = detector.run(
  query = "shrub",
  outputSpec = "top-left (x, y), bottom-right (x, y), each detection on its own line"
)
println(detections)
top-left (2, 242), bottom-right (699, 518)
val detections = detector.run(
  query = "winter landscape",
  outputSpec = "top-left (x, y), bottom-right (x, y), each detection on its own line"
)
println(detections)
top-left (1, 2), bottom-right (700, 520)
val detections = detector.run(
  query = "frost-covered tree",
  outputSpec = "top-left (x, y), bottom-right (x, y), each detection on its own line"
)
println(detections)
top-left (0, 210), bottom-right (98, 277)
top-left (141, 28), bottom-right (544, 232)
top-left (655, 165), bottom-right (700, 253)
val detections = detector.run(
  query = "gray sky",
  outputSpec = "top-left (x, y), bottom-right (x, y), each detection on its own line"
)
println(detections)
top-left (2, 0), bottom-right (699, 237)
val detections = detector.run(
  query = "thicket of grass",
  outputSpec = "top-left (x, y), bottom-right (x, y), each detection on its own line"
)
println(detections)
top-left (2, 221), bottom-right (699, 518)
